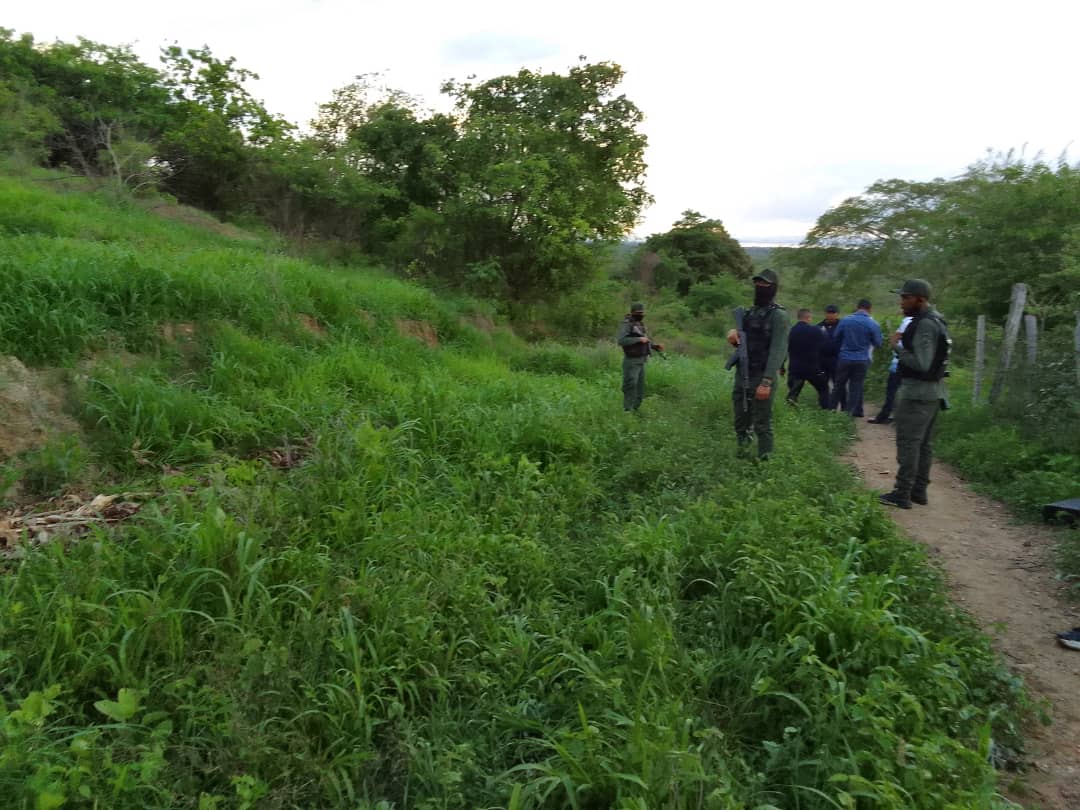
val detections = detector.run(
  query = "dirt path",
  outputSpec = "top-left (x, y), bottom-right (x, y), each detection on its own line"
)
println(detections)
top-left (845, 417), bottom-right (1080, 810)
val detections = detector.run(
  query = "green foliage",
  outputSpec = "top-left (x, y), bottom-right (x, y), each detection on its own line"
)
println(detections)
top-left (0, 161), bottom-right (1030, 809)
top-left (780, 152), bottom-right (1080, 323)
top-left (684, 273), bottom-right (744, 316)
top-left (426, 62), bottom-right (651, 303)
top-left (19, 436), bottom-right (89, 497)
top-left (641, 210), bottom-right (753, 295)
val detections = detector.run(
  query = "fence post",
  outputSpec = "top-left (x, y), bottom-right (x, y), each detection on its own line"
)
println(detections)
top-left (1024, 313), bottom-right (1038, 366)
top-left (989, 283), bottom-right (1027, 404)
top-left (1075, 311), bottom-right (1080, 386)
top-left (973, 315), bottom-right (986, 404)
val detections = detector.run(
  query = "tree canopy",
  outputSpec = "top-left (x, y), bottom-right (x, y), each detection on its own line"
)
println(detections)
top-left (0, 31), bottom-right (652, 306)
top-left (637, 210), bottom-right (752, 296)
top-left (777, 153), bottom-right (1080, 320)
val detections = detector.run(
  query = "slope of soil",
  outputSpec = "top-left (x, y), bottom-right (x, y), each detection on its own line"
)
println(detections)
top-left (846, 417), bottom-right (1080, 810)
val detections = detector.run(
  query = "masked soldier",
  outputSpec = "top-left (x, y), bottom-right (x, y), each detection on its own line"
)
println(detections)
top-left (879, 279), bottom-right (952, 509)
top-left (726, 269), bottom-right (790, 459)
top-left (616, 302), bottom-right (663, 412)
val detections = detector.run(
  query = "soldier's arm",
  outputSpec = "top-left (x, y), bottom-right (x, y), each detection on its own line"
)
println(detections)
top-left (615, 321), bottom-right (637, 346)
top-left (896, 319), bottom-right (938, 373)
top-left (762, 309), bottom-right (790, 382)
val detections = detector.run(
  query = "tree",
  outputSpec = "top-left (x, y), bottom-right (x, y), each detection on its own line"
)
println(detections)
top-left (427, 61), bottom-right (651, 303)
top-left (641, 210), bottom-right (752, 295)
top-left (780, 153), bottom-right (1080, 320)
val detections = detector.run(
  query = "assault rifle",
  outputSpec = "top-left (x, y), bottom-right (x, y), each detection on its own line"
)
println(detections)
top-left (649, 341), bottom-right (668, 361)
top-left (724, 307), bottom-right (749, 411)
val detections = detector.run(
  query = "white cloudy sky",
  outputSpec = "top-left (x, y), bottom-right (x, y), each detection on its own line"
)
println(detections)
top-left (7, 0), bottom-right (1078, 243)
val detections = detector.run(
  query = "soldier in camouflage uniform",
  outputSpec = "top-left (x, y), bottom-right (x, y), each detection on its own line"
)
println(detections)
top-left (616, 302), bottom-right (663, 412)
top-left (726, 269), bottom-right (790, 459)
top-left (879, 279), bottom-right (952, 509)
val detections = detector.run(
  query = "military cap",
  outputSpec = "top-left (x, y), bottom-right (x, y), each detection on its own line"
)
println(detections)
top-left (752, 268), bottom-right (779, 285)
top-left (630, 302), bottom-right (645, 313)
top-left (891, 279), bottom-right (932, 299)
top-left (824, 303), bottom-right (839, 313)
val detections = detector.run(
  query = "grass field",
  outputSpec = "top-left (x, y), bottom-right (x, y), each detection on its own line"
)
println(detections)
top-left (0, 175), bottom-right (1029, 809)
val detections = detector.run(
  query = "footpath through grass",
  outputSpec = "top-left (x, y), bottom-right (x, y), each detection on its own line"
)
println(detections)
top-left (934, 367), bottom-right (1080, 592)
top-left (0, 176), bottom-right (1029, 808)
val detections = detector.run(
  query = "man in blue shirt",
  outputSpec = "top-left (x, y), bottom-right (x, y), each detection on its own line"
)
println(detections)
top-left (829, 299), bottom-right (883, 417)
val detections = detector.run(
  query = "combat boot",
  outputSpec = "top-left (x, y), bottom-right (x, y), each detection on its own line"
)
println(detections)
top-left (879, 491), bottom-right (912, 510)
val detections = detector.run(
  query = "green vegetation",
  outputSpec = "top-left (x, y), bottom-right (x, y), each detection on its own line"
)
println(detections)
top-left (0, 175), bottom-right (1030, 808)
top-left (777, 152), bottom-right (1080, 587)
top-left (0, 30), bottom-right (648, 307)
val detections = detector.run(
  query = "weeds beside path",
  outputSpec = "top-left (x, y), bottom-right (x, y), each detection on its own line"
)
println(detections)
top-left (846, 417), bottom-right (1080, 810)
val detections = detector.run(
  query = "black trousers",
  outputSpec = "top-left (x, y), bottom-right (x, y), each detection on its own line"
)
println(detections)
top-left (786, 367), bottom-right (830, 408)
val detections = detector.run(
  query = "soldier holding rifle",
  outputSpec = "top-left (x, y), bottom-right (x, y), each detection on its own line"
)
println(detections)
top-left (616, 302), bottom-right (664, 413)
top-left (726, 270), bottom-right (789, 460)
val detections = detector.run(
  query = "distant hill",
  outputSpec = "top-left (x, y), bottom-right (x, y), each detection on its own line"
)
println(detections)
top-left (743, 246), bottom-right (773, 265)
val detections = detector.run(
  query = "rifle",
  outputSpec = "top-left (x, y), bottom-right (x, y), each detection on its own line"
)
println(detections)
top-left (649, 342), bottom-right (669, 360)
top-left (724, 306), bottom-right (750, 410)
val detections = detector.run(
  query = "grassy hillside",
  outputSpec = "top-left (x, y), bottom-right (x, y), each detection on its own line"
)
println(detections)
top-left (0, 176), bottom-right (1028, 808)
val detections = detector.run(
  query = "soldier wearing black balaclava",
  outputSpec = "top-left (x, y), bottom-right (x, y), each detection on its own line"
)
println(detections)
top-left (726, 269), bottom-right (790, 459)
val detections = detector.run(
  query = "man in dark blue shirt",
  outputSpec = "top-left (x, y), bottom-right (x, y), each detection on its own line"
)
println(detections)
top-left (785, 308), bottom-right (829, 408)
top-left (817, 304), bottom-right (841, 407)
top-left (830, 299), bottom-right (883, 417)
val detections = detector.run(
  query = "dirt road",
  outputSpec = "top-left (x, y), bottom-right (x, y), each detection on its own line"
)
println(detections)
top-left (845, 417), bottom-right (1080, 810)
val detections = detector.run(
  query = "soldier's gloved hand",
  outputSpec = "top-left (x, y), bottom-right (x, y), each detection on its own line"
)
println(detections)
top-left (639, 337), bottom-right (649, 343)
top-left (755, 383), bottom-right (772, 401)
top-left (726, 329), bottom-right (740, 346)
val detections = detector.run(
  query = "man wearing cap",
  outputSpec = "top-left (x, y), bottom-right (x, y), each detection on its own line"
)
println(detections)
top-left (880, 279), bottom-right (952, 509)
top-left (726, 269), bottom-right (789, 459)
top-left (817, 304), bottom-right (842, 405)
top-left (616, 302), bottom-right (663, 413)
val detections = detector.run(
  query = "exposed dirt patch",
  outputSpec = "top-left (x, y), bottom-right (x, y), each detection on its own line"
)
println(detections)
top-left (159, 322), bottom-right (197, 344)
top-left (395, 319), bottom-right (439, 348)
top-left (845, 416), bottom-right (1080, 810)
top-left (0, 356), bottom-right (80, 461)
top-left (140, 199), bottom-right (258, 241)
top-left (297, 314), bottom-right (328, 338)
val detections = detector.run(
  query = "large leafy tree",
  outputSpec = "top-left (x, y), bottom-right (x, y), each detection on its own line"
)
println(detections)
top-left (777, 154), bottom-right (1080, 320)
top-left (427, 61), bottom-right (651, 303)
top-left (641, 210), bottom-right (752, 295)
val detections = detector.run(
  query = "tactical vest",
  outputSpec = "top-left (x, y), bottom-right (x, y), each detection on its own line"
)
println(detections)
top-left (745, 304), bottom-right (779, 374)
top-left (622, 317), bottom-right (649, 358)
top-left (899, 310), bottom-right (951, 381)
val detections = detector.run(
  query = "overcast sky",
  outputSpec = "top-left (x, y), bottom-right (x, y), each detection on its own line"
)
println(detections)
top-left (7, 0), bottom-right (1078, 243)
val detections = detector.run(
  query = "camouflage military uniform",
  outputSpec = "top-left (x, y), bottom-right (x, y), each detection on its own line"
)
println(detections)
top-left (732, 303), bottom-right (789, 459)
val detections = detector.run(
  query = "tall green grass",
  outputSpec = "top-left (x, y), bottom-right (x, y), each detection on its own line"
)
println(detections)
top-left (0, 175), bottom-right (1029, 808)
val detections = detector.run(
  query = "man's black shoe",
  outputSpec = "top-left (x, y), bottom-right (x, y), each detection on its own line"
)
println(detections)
top-left (879, 491), bottom-right (912, 509)
top-left (867, 416), bottom-right (893, 424)
top-left (910, 491), bottom-right (928, 505)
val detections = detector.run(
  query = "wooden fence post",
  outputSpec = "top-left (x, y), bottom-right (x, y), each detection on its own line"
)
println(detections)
top-left (989, 283), bottom-right (1027, 404)
top-left (1024, 314), bottom-right (1038, 366)
top-left (973, 315), bottom-right (986, 404)
top-left (1075, 311), bottom-right (1080, 386)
